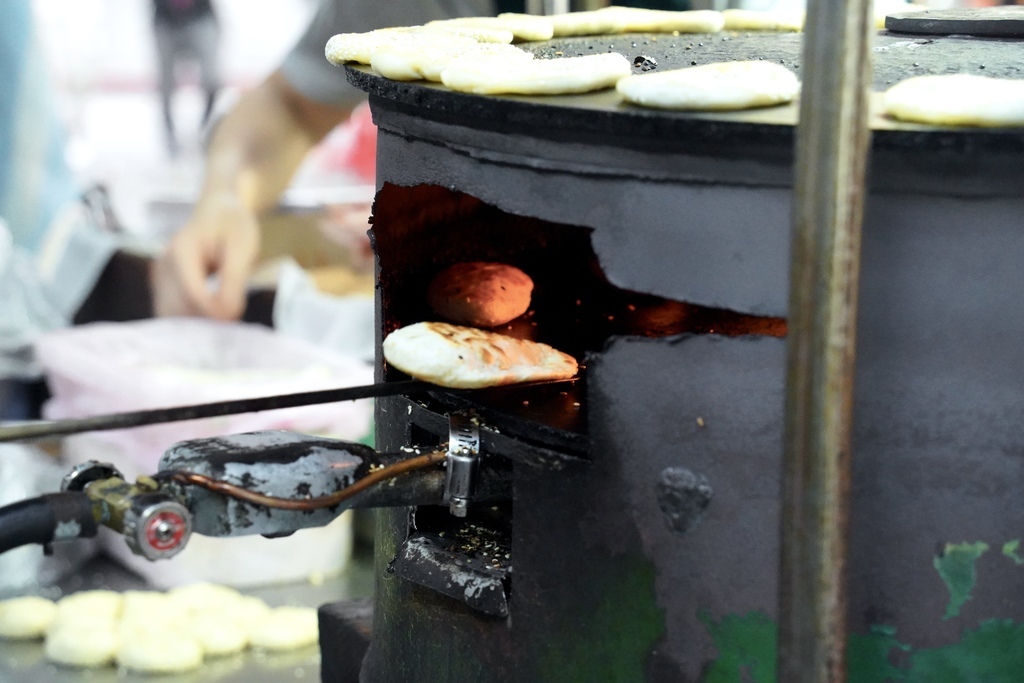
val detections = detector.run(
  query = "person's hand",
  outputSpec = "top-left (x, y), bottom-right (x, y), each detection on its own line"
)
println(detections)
top-left (151, 195), bottom-right (260, 320)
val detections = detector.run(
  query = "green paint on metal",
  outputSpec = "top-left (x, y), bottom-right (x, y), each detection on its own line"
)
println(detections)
top-left (906, 619), bottom-right (1024, 682)
top-left (846, 625), bottom-right (910, 683)
top-left (1002, 539), bottom-right (1024, 566)
top-left (541, 557), bottom-right (664, 683)
top-left (933, 541), bottom-right (989, 620)
top-left (700, 614), bottom-right (1024, 681)
top-left (699, 611), bottom-right (777, 683)
top-left (698, 613), bottom-right (909, 683)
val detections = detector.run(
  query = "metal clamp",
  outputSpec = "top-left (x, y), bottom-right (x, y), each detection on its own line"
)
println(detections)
top-left (444, 414), bottom-right (480, 518)
top-left (61, 461), bottom-right (123, 493)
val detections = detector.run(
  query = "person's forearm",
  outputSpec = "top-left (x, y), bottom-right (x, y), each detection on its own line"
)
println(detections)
top-left (198, 70), bottom-right (354, 215)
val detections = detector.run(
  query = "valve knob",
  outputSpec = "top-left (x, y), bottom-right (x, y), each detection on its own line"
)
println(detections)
top-left (123, 496), bottom-right (192, 561)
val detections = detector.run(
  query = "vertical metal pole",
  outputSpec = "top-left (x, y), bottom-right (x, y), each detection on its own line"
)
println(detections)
top-left (777, 0), bottom-right (873, 680)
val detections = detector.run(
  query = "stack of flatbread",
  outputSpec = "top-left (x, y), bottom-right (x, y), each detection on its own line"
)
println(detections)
top-left (323, 5), bottom-right (830, 96)
top-left (326, 24), bottom-right (632, 94)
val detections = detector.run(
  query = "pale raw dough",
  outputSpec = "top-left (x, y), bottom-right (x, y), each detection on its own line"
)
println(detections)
top-left (617, 60), bottom-right (800, 111)
top-left (0, 596), bottom-right (57, 639)
top-left (722, 9), bottom-right (804, 31)
top-left (45, 621), bottom-right (120, 668)
top-left (117, 629), bottom-right (204, 674)
top-left (883, 74), bottom-right (1024, 127)
top-left (38, 584), bottom-right (276, 669)
top-left (120, 590), bottom-right (190, 629)
top-left (168, 582), bottom-right (245, 614)
top-left (372, 42), bottom-right (532, 83)
top-left (249, 606), bottom-right (319, 652)
top-left (597, 7), bottom-right (725, 33)
top-left (441, 52), bottom-right (631, 95)
top-left (426, 15), bottom-right (554, 42)
top-left (383, 321), bottom-right (578, 389)
top-left (190, 612), bottom-right (250, 657)
top-left (225, 594), bottom-right (274, 628)
top-left (54, 589), bottom-right (123, 622)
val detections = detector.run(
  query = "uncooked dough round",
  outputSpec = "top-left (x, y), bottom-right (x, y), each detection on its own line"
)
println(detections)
top-left (54, 589), bottom-right (123, 622)
top-left (120, 590), bottom-right (190, 629)
top-left (0, 596), bottom-right (57, 639)
top-left (249, 606), bottom-right (319, 651)
top-left (45, 622), bottom-right (120, 668)
top-left (168, 582), bottom-right (245, 614)
top-left (117, 629), bottom-right (204, 674)
top-left (226, 595), bottom-right (273, 627)
top-left (190, 612), bottom-right (250, 657)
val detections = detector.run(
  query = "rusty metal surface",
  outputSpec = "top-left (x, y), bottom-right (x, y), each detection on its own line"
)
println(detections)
top-left (778, 0), bottom-right (873, 680)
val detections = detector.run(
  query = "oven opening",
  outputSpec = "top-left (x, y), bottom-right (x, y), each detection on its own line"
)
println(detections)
top-left (372, 181), bottom-right (786, 447)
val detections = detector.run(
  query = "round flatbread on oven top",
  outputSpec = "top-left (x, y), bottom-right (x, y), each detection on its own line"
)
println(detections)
top-left (326, 30), bottom-right (478, 66)
top-left (596, 7), bottom-right (725, 34)
top-left (372, 42), bottom-right (533, 83)
top-left (383, 322), bottom-right (578, 389)
top-left (400, 23), bottom-right (514, 44)
top-left (441, 51), bottom-right (631, 95)
top-left (427, 262), bottom-right (534, 328)
top-left (427, 15), bottom-right (555, 42)
top-left (882, 74), bottom-right (1024, 127)
top-left (721, 8), bottom-right (804, 31)
top-left (542, 9), bottom-right (621, 36)
top-left (617, 60), bottom-right (799, 111)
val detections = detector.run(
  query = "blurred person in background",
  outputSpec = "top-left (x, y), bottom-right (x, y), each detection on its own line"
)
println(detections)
top-left (150, 0), bottom-right (495, 321)
top-left (0, 0), bottom-right (136, 417)
top-left (151, 0), bottom-right (222, 157)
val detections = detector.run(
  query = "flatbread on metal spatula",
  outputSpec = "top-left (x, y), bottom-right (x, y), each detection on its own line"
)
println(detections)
top-left (383, 322), bottom-right (578, 389)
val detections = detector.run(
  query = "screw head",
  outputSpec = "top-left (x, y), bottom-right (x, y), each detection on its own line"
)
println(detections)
top-left (125, 498), bottom-right (192, 560)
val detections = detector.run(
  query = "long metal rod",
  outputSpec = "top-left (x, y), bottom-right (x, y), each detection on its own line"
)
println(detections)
top-left (0, 380), bottom-right (432, 443)
top-left (778, 0), bottom-right (873, 680)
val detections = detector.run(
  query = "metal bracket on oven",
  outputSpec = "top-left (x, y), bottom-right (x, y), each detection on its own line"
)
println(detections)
top-left (444, 414), bottom-right (480, 517)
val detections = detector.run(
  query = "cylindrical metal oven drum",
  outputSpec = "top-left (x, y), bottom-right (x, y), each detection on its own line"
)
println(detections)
top-left (344, 27), bottom-right (1024, 683)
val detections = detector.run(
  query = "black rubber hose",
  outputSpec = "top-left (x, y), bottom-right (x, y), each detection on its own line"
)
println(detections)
top-left (0, 492), bottom-right (98, 555)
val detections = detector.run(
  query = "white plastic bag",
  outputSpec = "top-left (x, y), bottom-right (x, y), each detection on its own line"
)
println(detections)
top-left (34, 318), bottom-right (374, 472)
